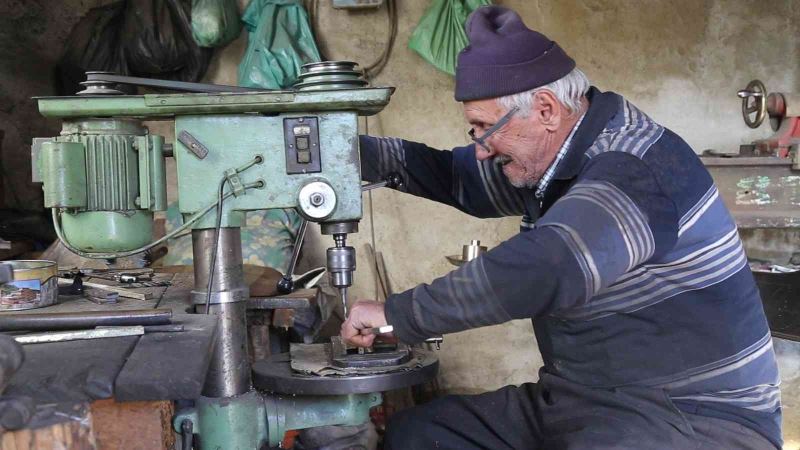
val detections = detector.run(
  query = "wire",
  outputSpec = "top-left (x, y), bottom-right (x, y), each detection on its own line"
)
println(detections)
top-left (364, 0), bottom-right (398, 80)
top-left (204, 177), bottom-right (228, 315)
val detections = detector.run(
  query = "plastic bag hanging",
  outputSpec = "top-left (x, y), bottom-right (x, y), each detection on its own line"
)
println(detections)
top-left (408, 0), bottom-right (491, 76)
top-left (56, 2), bottom-right (130, 95)
top-left (121, 0), bottom-right (212, 81)
top-left (237, 0), bottom-right (321, 90)
top-left (191, 0), bottom-right (243, 48)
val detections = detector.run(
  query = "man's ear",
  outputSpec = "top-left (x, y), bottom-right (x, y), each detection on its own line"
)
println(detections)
top-left (533, 90), bottom-right (562, 132)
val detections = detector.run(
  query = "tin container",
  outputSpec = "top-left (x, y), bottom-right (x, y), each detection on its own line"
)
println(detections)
top-left (0, 260), bottom-right (58, 311)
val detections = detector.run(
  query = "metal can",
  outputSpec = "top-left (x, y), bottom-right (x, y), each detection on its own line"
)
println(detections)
top-left (0, 260), bottom-right (58, 311)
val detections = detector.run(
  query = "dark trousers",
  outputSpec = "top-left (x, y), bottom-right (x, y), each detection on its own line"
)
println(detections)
top-left (385, 373), bottom-right (775, 450)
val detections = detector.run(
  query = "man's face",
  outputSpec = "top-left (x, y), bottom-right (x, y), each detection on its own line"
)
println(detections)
top-left (463, 96), bottom-right (555, 189)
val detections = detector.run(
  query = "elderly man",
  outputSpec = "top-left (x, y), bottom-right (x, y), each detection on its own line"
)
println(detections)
top-left (342, 6), bottom-right (781, 450)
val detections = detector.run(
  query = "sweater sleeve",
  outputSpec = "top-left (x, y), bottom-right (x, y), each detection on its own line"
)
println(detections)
top-left (384, 152), bottom-right (680, 343)
top-left (359, 135), bottom-right (526, 218)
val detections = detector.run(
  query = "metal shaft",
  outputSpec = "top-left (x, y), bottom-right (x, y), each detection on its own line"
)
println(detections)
top-left (0, 309), bottom-right (172, 331)
top-left (192, 228), bottom-right (251, 397)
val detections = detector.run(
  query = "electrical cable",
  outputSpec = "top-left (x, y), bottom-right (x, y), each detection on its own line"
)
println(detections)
top-left (363, 0), bottom-right (398, 80)
top-left (203, 177), bottom-right (228, 315)
top-left (203, 155), bottom-right (263, 315)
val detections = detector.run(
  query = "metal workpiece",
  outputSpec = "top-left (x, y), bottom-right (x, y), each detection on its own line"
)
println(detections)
top-left (0, 309), bottom-right (172, 332)
top-left (15, 325), bottom-right (145, 344)
top-left (173, 390), bottom-right (381, 449)
top-left (252, 351), bottom-right (439, 396)
top-left (190, 228), bottom-right (248, 305)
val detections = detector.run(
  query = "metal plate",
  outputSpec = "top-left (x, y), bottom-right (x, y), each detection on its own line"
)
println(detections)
top-left (252, 350), bottom-right (438, 395)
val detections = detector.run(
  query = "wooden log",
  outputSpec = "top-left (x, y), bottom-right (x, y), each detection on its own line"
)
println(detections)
top-left (90, 399), bottom-right (174, 450)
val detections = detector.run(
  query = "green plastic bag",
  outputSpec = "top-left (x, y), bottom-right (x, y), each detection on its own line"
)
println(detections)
top-left (408, 0), bottom-right (491, 75)
top-left (191, 0), bottom-right (242, 48)
top-left (237, 0), bottom-right (321, 89)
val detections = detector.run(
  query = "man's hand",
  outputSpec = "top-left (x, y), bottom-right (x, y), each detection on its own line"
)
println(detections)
top-left (340, 300), bottom-right (393, 347)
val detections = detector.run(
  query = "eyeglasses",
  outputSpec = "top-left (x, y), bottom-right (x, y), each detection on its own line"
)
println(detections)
top-left (468, 106), bottom-right (519, 153)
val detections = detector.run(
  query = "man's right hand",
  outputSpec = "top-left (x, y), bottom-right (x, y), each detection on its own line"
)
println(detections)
top-left (340, 300), bottom-right (393, 347)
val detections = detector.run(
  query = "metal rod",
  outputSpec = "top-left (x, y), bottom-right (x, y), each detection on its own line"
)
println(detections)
top-left (15, 326), bottom-right (145, 344)
top-left (0, 309), bottom-right (172, 332)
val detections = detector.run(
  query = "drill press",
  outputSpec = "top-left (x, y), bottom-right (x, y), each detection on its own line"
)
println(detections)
top-left (31, 63), bottom-right (437, 448)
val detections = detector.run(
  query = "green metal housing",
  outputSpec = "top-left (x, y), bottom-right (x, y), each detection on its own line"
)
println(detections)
top-left (173, 391), bottom-right (382, 449)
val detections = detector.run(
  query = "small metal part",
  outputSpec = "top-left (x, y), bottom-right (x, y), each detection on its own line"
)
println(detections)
top-left (85, 288), bottom-right (119, 304)
top-left (0, 309), bottom-right (172, 332)
top-left (363, 325), bottom-right (394, 335)
top-left (331, 343), bottom-right (412, 369)
top-left (15, 325), bottom-right (145, 344)
top-left (177, 130), bottom-right (210, 160)
top-left (361, 172), bottom-right (404, 192)
top-left (425, 336), bottom-right (443, 350)
top-left (181, 419), bottom-right (194, 450)
top-left (447, 240), bottom-right (488, 266)
top-left (298, 181), bottom-right (337, 220)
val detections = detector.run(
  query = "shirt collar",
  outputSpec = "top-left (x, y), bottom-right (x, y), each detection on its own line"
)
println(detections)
top-left (551, 87), bottom-right (623, 182)
top-left (535, 112), bottom-right (586, 198)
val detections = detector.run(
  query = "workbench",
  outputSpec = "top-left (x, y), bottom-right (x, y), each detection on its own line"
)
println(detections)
top-left (0, 270), bottom-right (216, 449)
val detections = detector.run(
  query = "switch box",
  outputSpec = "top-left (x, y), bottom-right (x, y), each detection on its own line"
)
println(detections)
top-left (284, 117), bottom-right (321, 174)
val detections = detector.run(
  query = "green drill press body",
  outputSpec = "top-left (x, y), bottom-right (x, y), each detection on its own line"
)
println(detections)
top-left (32, 87), bottom-right (392, 249)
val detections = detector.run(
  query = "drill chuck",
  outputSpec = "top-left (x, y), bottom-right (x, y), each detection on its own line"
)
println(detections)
top-left (327, 245), bottom-right (355, 289)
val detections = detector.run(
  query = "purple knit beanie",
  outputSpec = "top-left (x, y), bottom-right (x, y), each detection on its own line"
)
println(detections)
top-left (454, 6), bottom-right (575, 102)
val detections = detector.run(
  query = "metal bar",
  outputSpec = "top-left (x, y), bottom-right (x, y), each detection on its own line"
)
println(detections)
top-left (0, 309), bottom-right (172, 331)
top-left (701, 156), bottom-right (792, 167)
top-left (15, 326), bottom-right (145, 344)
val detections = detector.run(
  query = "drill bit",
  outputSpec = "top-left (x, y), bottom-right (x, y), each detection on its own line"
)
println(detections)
top-left (340, 287), bottom-right (349, 318)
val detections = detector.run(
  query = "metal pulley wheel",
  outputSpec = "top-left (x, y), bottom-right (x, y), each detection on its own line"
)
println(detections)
top-left (737, 79), bottom-right (768, 129)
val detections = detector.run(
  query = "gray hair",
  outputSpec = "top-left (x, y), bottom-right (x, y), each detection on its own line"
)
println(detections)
top-left (497, 68), bottom-right (590, 117)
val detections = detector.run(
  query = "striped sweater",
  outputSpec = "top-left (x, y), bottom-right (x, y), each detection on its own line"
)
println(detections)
top-left (358, 87), bottom-right (782, 448)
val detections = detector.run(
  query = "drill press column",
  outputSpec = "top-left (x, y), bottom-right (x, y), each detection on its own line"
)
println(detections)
top-left (191, 228), bottom-right (251, 397)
